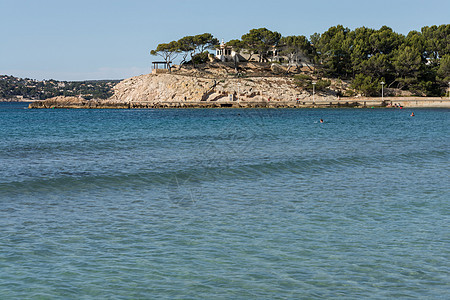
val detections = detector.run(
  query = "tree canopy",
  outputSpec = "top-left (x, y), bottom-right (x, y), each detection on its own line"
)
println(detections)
top-left (280, 35), bottom-right (312, 65)
top-left (150, 41), bottom-right (179, 71)
top-left (151, 33), bottom-right (219, 69)
top-left (241, 28), bottom-right (281, 62)
top-left (310, 24), bottom-right (449, 95)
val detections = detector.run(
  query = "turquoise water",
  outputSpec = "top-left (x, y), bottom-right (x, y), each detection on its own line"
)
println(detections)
top-left (1, 102), bottom-right (449, 299)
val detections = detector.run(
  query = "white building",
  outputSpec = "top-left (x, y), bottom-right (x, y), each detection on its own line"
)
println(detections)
top-left (267, 46), bottom-right (312, 66)
top-left (215, 40), bottom-right (245, 63)
top-left (215, 40), bottom-right (312, 67)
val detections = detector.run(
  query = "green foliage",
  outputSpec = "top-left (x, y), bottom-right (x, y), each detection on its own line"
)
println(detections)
top-left (437, 54), bottom-right (450, 82)
top-left (408, 80), bottom-right (438, 96)
top-left (313, 25), bottom-right (353, 77)
top-left (177, 36), bottom-right (195, 65)
top-left (193, 33), bottom-right (219, 53)
top-left (225, 39), bottom-right (245, 54)
top-left (351, 74), bottom-right (381, 96)
top-left (293, 74), bottom-right (311, 89)
top-left (150, 41), bottom-right (180, 71)
top-left (293, 74), bottom-right (312, 81)
top-left (293, 75), bottom-right (330, 91)
top-left (405, 30), bottom-right (426, 56)
top-left (310, 24), bottom-right (449, 95)
top-left (314, 79), bottom-right (331, 91)
top-left (422, 25), bottom-right (450, 62)
top-left (359, 54), bottom-right (390, 78)
top-left (191, 51), bottom-right (210, 64)
top-left (241, 28), bottom-right (281, 62)
top-left (344, 90), bottom-right (356, 97)
top-left (280, 35), bottom-right (313, 64)
top-left (392, 45), bottom-right (422, 79)
top-left (368, 26), bottom-right (404, 55)
top-left (174, 33), bottom-right (218, 67)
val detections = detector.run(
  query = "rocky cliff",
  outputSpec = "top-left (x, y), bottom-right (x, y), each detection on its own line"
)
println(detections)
top-left (30, 63), bottom-right (339, 108)
top-left (108, 73), bottom-right (329, 104)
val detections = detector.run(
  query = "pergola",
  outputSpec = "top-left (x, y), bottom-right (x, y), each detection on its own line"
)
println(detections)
top-left (152, 61), bottom-right (171, 70)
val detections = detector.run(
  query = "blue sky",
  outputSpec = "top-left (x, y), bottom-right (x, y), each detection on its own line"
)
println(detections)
top-left (1, 0), bottom-right (449, 81)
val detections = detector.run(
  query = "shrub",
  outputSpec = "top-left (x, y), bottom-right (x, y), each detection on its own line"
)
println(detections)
top-left (293, 74), bottom-right (312, 81)
top-left (351, 74), bottom-right (381, 96)
top-left (315, 79), bottom-right (331, 91)
top-left (192, 51), bottom-right (210, 64)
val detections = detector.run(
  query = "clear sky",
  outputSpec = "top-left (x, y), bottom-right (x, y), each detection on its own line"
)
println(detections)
top-left (1, 0), bottom-right (449, 81)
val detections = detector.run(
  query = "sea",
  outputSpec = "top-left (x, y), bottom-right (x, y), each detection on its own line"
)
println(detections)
top-left (0, 102), bottom-right (449, 299)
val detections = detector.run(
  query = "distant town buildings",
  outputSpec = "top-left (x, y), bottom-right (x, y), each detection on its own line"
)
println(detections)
top-left (0, 75), bottom-right (119, 100)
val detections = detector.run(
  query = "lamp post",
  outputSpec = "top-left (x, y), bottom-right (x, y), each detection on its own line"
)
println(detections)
top-left (237, 82), bottom-right (240, 102)
top-left (381, 81), bottom-right (385, 102)
top-left (312, 82), bottom-right (316, 105)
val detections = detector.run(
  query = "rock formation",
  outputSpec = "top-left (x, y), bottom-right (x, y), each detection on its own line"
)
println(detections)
top-left (109, 73), bottom-right (325, 104)
top-left (29, 62), bottom-right (340, 108)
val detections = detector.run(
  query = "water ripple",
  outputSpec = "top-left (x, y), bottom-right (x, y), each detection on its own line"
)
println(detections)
top-left (0, 106), bottom-right (449, 298)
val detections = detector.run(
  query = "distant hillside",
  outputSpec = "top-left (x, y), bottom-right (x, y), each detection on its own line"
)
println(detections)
top-left (0, 75), bottom-right (121, 101)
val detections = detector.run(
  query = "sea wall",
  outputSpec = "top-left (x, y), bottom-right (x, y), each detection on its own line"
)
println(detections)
top-left (29, 97), bottom-right (450, 109)
top-left (28, 96), bottom-right (130, 109)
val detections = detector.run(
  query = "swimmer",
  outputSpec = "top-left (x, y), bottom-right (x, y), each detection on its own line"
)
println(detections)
top-left (410, 112), bottom-right (415, 117)
top-left (320, 119), bottom-right (324, 123)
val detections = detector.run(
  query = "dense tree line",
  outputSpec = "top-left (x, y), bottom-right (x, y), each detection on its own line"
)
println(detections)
top-left (312, 24), bottom-right (450, 96)
top-left (152, 25), bottom-right (449, 96)
top-left (0, 75), bottom-right (120, 100)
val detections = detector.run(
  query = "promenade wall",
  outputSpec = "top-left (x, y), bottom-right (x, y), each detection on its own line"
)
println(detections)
top-left (29, 97), bottom-right (450, 109)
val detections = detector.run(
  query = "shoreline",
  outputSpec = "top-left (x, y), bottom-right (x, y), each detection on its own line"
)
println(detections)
top-left (27, 97), bottom-right (450, 109)
top-left (27, 72), bottom-right (450, 109)
top-left (1, 99), bottom-right (40, 103)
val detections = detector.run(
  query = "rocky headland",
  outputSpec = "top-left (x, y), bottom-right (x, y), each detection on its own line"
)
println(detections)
top-left (28, 62), bottom-right (450, 109)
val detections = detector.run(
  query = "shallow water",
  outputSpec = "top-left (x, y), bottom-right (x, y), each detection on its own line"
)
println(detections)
top-left (1, 103), bottom-right (449, 298)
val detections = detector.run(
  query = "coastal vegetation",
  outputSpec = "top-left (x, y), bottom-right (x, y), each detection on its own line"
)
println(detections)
top-left (150, 33), bottom-right (219, 70)
top-left (313, 25), bottom-right (450, 96)
top-left (151, 24), bottom-right (450, 96)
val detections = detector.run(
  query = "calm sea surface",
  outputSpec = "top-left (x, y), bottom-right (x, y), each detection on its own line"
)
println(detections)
top-left (0, 102), bottom-right (449, 299)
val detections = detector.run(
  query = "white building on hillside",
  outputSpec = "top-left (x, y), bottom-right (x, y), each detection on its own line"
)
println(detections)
top-left (215, 40), bottom-right (313, 67)
top-left (215, 40), bottom-right (246, 62)
top-left (266, 45), bottom-right (312, 66)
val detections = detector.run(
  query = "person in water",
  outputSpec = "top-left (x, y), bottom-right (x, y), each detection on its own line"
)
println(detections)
top-left (320, 119), bottom-right (324, 123)
top-left (410, 112), bottom-right (415, 117)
